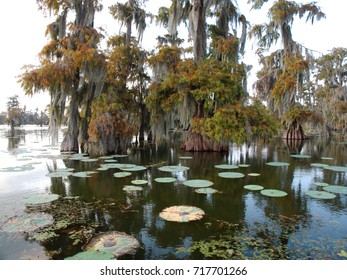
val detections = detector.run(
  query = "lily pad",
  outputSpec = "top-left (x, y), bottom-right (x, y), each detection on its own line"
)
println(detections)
top-left (72, 171), bottom-right (98, 178)
top-left (238, 164), bottom-right (251, 168)
top-left (311, 163), bottom-right (330, 168)
top-left (183, 179), bottom-right (214, 188)
top-left (260, 189), bottom-right (288, 197)
top-left (244, 184), bottom-right (264, 191)
top-left (120, 165), bottom-right (147, 172)
top-left (123, 185), bottom-right (143, 192)
top-left (306, 190), bottom-right (336, 199)
top-left (22, 193), bottom-right (60, 205)
top-left (266, 162), bottom-right (290, 167)
top-left (0, 165), bottom-right (35, 172)
top-left (323, 185), bottom-right (347, 195)
top-left (159, 205), bottom-right (205, 222)
top-left (323, 165), bottom-right (347, 172)
top-left (179, 156), bottom-right (193, 160)
top-left (321, 157), bottom-right (334, 160)
top-left (81, 158), bottom-right (98, 163)
top-left (98, 156), bottom-right (115, 160)
top-left (113, 172), bottom-right (132, 178)
top-left (101, 163), bottom-right (136, 170)
top-left (46, 171), bottom-right (73, 178)
top-left (215, 164), bottom-right (238, 170)
top-left (338, 250), bottom-right (347, 258)
top-left (248, 173), bottom-right (261, 177)
top-left (104, 159), bottom-right (119, 163)
top-left (154, 177), bottom-right (177, 183)
top-left (314, 182), bottom-right (329, 187)
top-left (195, 188), bottom-right (219, 194)
top-left (1, 213), bottom-right (54, 233)
top-left (65, 251), bottom-right (115, 260)
top-left (131, 179), bottom-right (148, 185)
top-left (290, 154), bottom-right (311, 159)
top-left (218, 172), bottom-right (245, 179)
top-left (83, 231), bottom-right (140, 258)
top-left (113, 154), bottom-right (128, 158)
top-left (158, 165), bottom-right (189, 172)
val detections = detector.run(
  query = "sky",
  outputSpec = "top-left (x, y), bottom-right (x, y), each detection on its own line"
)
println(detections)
top-left (0, 0), bottom-right (346, 113)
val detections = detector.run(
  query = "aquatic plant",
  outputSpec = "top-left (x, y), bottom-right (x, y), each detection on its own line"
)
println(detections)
top-left (158, 166), bottom-right (190, 172)
top-left (1, 213), bottom-right (54, 233)
top-left (195, 188), bottom-right (219, 194)
top-left (323, 185), bottom-right (347, 195)
top-left (244, 185), bottom-right (264, 191)
top-left (260, 189), bottom-right (288, 197)
top-left (159, 205), bottom-right (205, 222)
top-left (305, 190), bottom-right (336, 199)
top-left (154, 177), bottom-right (177, 183)
top-left (22, 193), bottom-right (60, 205)
top-left (218, 172), bottom-right (245, 179)
top-left (183, 179), bottom-right (214, 188)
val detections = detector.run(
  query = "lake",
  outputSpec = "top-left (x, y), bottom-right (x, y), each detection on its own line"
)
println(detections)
top-left (0, 125), bottom-right (346, 260)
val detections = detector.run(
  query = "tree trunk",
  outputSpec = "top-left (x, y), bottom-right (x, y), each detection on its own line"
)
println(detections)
top-left (283, 119), bottom-right (307, 140)
top-left (61, 92), bottom-right (79, 153)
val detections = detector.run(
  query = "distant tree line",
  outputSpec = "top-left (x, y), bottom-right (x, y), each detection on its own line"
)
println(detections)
top-left (1, 95), bottom-right (49, 127)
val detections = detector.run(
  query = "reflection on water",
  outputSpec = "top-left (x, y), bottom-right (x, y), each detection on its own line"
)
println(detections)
top-left (0, 125), bottom-right (346, 260)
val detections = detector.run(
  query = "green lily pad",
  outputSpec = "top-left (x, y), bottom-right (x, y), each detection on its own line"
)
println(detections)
top-left (321, 157), bottom-right (334, 160)
top-left (159, 205), bottom-right (205, 222)
top-left (113, 154), bottom-right (128, 158)
top-left (113, 172), bottom-right (132, 178)
top-left (98, 156), bottom-right (115, 160)
top-left (306, 190), bottom-right (336, 199)
top-left (65, 251), bottom-right (115, 260)
top-left (131, 179), bottom-right (148, 185)
top-left (104, 159), bottom-right (119, 163)
top-left (123, 185), bottom-right (143, 191)
top-left (215, 164), bottom-right (238, 169)
top-left (323, 165), bottom-right (347, 172)
top-left (218, 172), bottom-right (245, 179)
top-left (311, 163), bottom-right (330, 168)
top-left (46, 171), bottom-right (73, 178)
top-left (260, 189), bottom-right (288, 197)
top-left (195, 188), bottom-right (219, 194)
top-left (154, 177), bottom-right (177, 183)
top-left (183, 179), bottom-right (214, 188)
top-left (101, 163), bottom-right (136, 170)
top-left (22, 193), bottom-right (60, 205)
top-left (179, 156), bottom-right (193, 160)
top-left (266, 162), bottom-right (290, 167)
top-left (244, 184), bottom-right (264, 191)
top-left (290, 154), bottom-right (311, 159)
top-left (83, 231), bottom-right (140, 258)
top-left (323, 185), bottom-right (347, 195)
top-left (120, 165), bottom-right (147, 172)
top-left (158, 165), bottom-right (189, 172)
top-left (314, 182), bottom-right (329, 187)
top-left (238, 164), bottom-right (251, 168)
top-left (56, 168), bottom-right (75, 172)
top-left (337, 250), bottom-right (347, 258)
top-left (248, 173), bottom-right (261, 176)
top-left (72, 171), bottom-right (98, 178)
top-left (0, 165), bottom-right (35, 172)
top-left (1, 213), bottom-right (54, 233)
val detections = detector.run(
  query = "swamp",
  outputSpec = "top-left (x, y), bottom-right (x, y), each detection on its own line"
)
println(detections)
top-left (0, 125), bottom-right (346, 260)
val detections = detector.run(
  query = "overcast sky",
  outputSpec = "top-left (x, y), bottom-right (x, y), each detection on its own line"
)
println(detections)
top-left (0, 0), bottom-right (345, 113)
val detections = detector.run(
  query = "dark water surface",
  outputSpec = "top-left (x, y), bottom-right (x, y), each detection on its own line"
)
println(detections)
top-left (0, 125), bottom-right (346, 260)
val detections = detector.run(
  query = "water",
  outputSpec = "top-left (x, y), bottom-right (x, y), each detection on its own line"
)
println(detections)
top-left (0, 125), bottom-right (346, 260)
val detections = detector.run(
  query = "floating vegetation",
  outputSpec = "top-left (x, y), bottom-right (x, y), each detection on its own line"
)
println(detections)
top-left (314, 182), bottom-right (329, 187)
top-left (323, 165), bottom-right (347, 172)
top-left (123, 185), bottom-right (143, 192)
top-left (46, 171), bottom-right (73, 178)
top-left (113, 154), bottom-right (128, 158)
top-left (101, 163), bottom-right (136, 170)
top-left (120, 165), bottom-right (147, 172)
top-left (179, 156), bottom-right (193, 160)
top-left (215, 164), bottom-right (238, 170)
top-left (218, 172), bottom-right (245, 179)
top-left (158, 165), bottom-right (189, 172)
top-left (65, 251), bottom-right (115, 260)
top-left (244, 185), bottom-right (264, 191)
top-left (321, 157), bottom-right (334, 160)
top-left (72, 171), bottom-right (98, 178)
top-left (183, 179), bottom-right (214, 188)
top-left (305, 190), bottom-right (336, 199)
top-left (238, 164), bottom-right (250, 168)
top-left (22, 194), bottom-right (60, 205)
top-left (131, 180), bottom-right (148, 185)
top-left (56, 168), bottom-right (74, 172)
top-left (248, 173), bottom-right (260, 177)
top-left (154, 177), bottom-right (177, 183)
top-left (1, 213), bottom-right (54, 233)
top-left (113, 172), bottom-right (132, 178)
top-left (338, 250), bottom-right (347, 258)
top-left (159, 205), bottom-right (205, 222)
top-left (260, 189), bottom-right (288, 197)
top-left (83, 231), bottom-right (140, 258)
top-left (323, 185), bottom-right (347, 195)
top-left (290, 154), bottom-right (311, 159)
top-left (98, 156), bottom-right (115, 160)
top-left (266, 162), bottom-right (290, 167)
top-left (0, 165), bottom-right (35, 172)
top-left (104, 159), bottom-right (119, 163)
top-left (195, 188), bottom-right (219, 194)
top-left (311, 163), bottom-right (330, 168)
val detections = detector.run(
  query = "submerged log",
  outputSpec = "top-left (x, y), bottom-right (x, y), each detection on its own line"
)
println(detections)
top-left (180, 133), bottom-right (228, 152)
